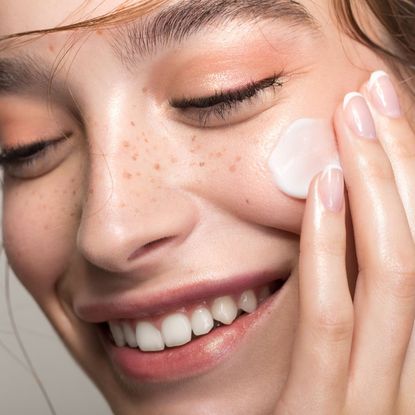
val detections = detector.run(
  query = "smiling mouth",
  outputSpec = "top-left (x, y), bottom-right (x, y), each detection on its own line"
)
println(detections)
top-left (102, 279), bottom-right (286, 352)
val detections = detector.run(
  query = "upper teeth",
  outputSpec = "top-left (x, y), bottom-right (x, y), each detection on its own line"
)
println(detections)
top-left (108, 285), bottom-right (271, 352)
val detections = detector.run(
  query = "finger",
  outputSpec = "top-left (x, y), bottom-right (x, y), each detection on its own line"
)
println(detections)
top-left (365, 71), bottom-right (415, 413)
top-left (275, 168), bottom-right (352, 415)
top-left (365, 71), bottom-right (415, 239)
top-left (334, 91), bottom-right (415, 414)
top-left (397, 322), bottom-right (415, 414)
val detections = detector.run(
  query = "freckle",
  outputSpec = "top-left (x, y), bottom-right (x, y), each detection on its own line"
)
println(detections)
top-left (136, 172), bottom-right (141, 177)
top-left (70, 178), bottom-right (75, 183)
top-left (132, 153), bottom-right (139, 161)
top-left (154, 163), bottom-right (161, 171)
top-left (245, 199), bottom-right (250, 205)
top-left (144, 138), bottom-right (149, 143)
top-left (142, 87), bottom-right (148, 94)
top-left (123, 171), bottom-right (132, 179)
top-left (199, 162), bottom-right (205, 167)
top-left (236, 156), bottom-right (242, 162)
top-left (130, 121), bottom-right (136, 127)
top-left (44, 225), bottom-right (49, 230)
top-left (123, 140), bottom-right (130, 148)
top-left (191, 135), bottom-right (197, 142)
top-left (72, 190), bottom-right (77, 196)
top-left (120, 202), bottom-right (126, 208)
top-left (70, 212), bottom-right (75, 217)
top-left (229, 165), bottom-right (237, 172)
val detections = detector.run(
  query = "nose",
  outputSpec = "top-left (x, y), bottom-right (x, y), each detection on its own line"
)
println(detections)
top-left (76, 140), bottom-right (198, 274)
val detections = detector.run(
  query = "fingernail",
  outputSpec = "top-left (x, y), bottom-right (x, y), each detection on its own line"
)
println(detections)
top-left (368, 71), bottom-right (402, 118)
top-left (318, 165), bottom-right (344, 213)
top-left (343, 92), bottom-right (377, 139)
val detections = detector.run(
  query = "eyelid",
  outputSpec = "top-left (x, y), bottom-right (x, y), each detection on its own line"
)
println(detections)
top-left (170, 73), bottom-right (284, 109)
top-left (0, 132), bottom-right (72, 165)
top-left (170, 73), bottom-right (286, 128)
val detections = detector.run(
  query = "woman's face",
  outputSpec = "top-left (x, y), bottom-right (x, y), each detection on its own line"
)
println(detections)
top-left (0, 0), bottom-right (394, 413)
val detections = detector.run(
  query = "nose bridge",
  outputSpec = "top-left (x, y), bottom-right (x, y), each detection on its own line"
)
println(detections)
top-left (76, 121), bottom-right (197, 273)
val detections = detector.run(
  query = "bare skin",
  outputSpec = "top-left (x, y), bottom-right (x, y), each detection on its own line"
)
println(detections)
top-left (0, 0), bottom-right (414, 414)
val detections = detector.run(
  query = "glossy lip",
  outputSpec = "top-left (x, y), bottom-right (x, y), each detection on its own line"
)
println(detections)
top-left (99, 274), bottom-right (292, 383)
top-left (75, 268), bottom-right (291, 322)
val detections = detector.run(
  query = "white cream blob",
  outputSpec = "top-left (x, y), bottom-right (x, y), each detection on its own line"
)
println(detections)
top-left (268, 118), bottom-right (341, 199)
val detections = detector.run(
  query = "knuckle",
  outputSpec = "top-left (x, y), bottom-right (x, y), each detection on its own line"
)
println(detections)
top-left (305, 237), bottom-right (346, 258)
top-left (359, 156), bottom-right (394, 182)
top-left (378, 267), bottom-right (415, 300)
top-left (388, 135), bottom-right (415, 160)
top-left (366, 247), bottom-right (415, 299)
top-left (274, 397), bottom-right (298, 415)
top-left (312, 306), bottom-right (354, 342)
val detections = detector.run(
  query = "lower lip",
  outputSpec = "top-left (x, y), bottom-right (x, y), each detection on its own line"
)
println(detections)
top-left (101, 277), bottom-right (290, 383)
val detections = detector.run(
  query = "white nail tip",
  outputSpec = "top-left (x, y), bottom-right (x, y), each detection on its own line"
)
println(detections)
top-left (191, 307), bottom-right (214, 336)
top-left (122, 322), bottom-right (138, 348)
top-left (211, 296), bottom-right (238, 325)
top-left (136, 322), bottom-right (165, 352)
top-left (238, 290), bottom-right (258, 313)
top-left (109, 322), bottom-right (126, 347)
top-left (161, 313), bottom-right (192, 347)
top-left (343, 92), bottom-right (364, 110)
top-left (368, 70), bottom-right (388, 90)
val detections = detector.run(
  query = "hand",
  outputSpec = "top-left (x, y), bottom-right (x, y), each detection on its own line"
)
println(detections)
top-left (274, 71), bottom-right (415, 415)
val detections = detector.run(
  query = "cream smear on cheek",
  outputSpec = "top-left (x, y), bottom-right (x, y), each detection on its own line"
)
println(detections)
top-left (268, 118), bottom-right (341, 199)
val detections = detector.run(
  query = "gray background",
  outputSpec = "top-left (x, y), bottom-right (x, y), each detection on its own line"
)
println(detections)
top-left (0, 261), bottom-right (112, 414)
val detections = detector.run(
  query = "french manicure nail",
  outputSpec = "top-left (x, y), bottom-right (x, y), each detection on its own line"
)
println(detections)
top-left (343, 92), bottom-right (377, 140)
top-left (318, 165), bottom-right (344, 213)
top-left (368, 70), bottom-right (402, 118)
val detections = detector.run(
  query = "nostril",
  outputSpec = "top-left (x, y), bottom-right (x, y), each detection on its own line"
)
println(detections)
top-left (127, 236), bottom-right (175, 261)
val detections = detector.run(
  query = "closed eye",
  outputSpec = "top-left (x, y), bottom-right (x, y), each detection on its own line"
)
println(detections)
top-left (170, 73), bottom-right (285, 127)
top-left (0, 132), bottom-right (73, 179)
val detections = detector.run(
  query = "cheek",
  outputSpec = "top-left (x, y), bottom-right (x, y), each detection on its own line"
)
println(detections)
top-left (178, 113), bottom-right (306, 235)
top-left (2, 172), bottom-right (81, 300)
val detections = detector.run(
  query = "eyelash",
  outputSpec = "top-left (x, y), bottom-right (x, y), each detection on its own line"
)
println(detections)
top-left (170, 73), bottom-right (284, 126)
top-left (0, 134), bottom-right (71, 169)
top-left (0, 75), bottom-right (283, 169)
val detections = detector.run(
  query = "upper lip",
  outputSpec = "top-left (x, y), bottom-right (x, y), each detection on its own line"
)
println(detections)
top-left (74, 268), bottom-right (291, 323)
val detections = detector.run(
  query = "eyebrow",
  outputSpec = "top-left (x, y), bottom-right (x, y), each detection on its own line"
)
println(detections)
top-left (0, 0), bottom-right (319, 95)
top-left (0, 56), bottom-right (53, 95)
top-left (112, 0), bottom-right (320, 63)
